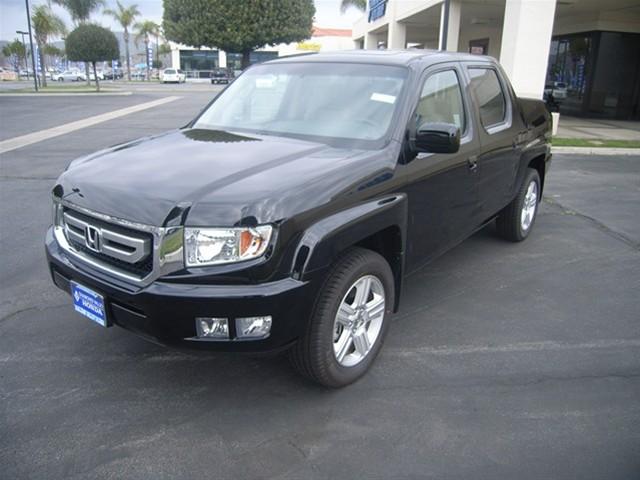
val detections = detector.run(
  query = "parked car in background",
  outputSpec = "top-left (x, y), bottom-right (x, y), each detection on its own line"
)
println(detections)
top-left (103, 69), bottom-right (124, 80)
top-left (46, 51), bottom-right (551, 387)
top-left (210, 68), bottom-right (232, 85)
top-left (0, 67), bottom-right (18, 81)
top-left (161, 68), bottom-right (186, 83)
top-left (19, 69), bottom-right (34, 78)
top-left (89, 70), bottom-right (105, 81)
top-left (131, 70), bottom-right (147, 81)
top-left (544, 81), bottom-right (568, 101)
top-left (52, 70), bottom-right (86, 82)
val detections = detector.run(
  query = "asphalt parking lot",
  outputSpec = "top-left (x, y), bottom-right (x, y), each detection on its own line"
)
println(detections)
top-left (1, 89), bottom-right (639, 479)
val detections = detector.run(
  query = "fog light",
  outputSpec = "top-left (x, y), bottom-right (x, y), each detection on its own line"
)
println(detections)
top-left (236, 316), bottom-right (272, 339)
top-left (196, 317), bottom-right (229, 339)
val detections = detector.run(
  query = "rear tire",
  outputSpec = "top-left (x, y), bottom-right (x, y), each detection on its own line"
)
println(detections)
top-left (496, 168), bottom-right (541, 242)
top-left (289, 247), bottom-right (394, 388)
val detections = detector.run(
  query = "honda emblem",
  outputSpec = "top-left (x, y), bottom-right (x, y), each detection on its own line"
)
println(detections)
top-left (85, 225), bottom-right (102, 252)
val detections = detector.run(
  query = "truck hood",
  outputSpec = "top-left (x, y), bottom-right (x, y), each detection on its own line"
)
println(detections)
top-left (55, 128), bottom-right (395, 226)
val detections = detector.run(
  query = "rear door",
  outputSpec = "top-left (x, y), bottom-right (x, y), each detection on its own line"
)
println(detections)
top-left (463, 64), bottom-right (521, 218)
top-left (402, 62), bottom-right (482, 271)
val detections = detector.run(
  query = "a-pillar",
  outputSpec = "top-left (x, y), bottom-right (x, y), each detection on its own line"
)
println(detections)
top-left (499, 0), bottom-right (557, 99)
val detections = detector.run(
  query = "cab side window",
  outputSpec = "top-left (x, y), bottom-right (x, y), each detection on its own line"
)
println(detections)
top-left (467, 68), bottom-right (506, 128)
top-left (416, 69), bottom-right (466, 133)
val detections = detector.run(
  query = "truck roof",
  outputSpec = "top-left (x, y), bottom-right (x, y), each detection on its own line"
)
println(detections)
top-left (266, 49), bottom-right (495, 67)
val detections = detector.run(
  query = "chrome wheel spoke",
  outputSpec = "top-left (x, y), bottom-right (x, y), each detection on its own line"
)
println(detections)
top-left (335, 332), bottom-right (353, 363)
top-left (366, 295), bottom-right (385, 321)
top-left (336, 303), bottom-right (355, 327)
top-left (354, 277), bottom-right (372, 307)
top-left (352, 331), bottom-right (370, 356)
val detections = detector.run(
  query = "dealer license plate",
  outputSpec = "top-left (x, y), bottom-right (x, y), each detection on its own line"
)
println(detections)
top-left (71, 282), bottom-right (108, 327)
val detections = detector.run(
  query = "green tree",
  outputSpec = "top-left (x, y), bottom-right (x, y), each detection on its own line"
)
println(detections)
top-left (32, 5), bottom-right (67, 87)
top-left (2, 39), bottom-right (27, 73)
top-left (163, 0), bottom-right (315, 69)
top-left (340, 0), bottom-right (366, 12)
top-left (104, 1), bottom-right (140, 81)
top-left (66, 24), bottom-right (119, 92)
top-left (53, 0), bottom-right (105, 85)
top-left (134, 20), bottom-right (160, 81)
top-left (43, 44), bottom-right (65, 66)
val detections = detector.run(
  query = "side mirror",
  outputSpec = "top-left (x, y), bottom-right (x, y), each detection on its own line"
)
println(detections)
top-left (412, 122), bottom-right (460, 154)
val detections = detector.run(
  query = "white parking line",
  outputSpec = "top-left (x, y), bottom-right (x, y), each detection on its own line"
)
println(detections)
top-left (389, 338), bottom-right (640, 357)
top-left (1, 338), bottom-right (639, 363)
top-left (0, 96), bottom-right (181, 155)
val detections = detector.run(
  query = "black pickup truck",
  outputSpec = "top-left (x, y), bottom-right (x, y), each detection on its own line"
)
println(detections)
top-left (46, 50), bottom-right (551, 387)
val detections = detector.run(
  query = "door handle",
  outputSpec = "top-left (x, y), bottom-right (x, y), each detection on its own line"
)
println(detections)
top-left (467, 156), bottom-right (478, 172)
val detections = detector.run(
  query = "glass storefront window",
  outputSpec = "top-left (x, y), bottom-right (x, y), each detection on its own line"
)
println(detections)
top-left (226, 52), bottom-right (279, 73)
top-left (546, 31), bottom-right (640, 119)
top-left (179, 50), bottom-right (219, 72)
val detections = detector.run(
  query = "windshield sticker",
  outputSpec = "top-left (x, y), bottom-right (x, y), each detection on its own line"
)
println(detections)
top-left (256, 77), bottom-right (275, 88)
top-left (370, 93), bottom-right (396, 104)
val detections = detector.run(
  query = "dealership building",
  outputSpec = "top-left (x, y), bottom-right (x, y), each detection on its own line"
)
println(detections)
top-left (353, 0), bottom-right (640, 119)
top-left (168, 27), bottom-right (353, 76)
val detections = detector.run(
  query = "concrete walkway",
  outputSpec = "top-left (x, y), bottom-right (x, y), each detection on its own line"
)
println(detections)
top-left (557, 116), bottom-right (640, 141)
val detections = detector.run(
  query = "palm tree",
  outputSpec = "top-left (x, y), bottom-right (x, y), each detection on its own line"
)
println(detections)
top-left (53, 0), bottom-right (104, 23)
top-left (134, 20), bottom-right (159, 81)
top-left (32, 5), bottom-right (67, 87)
top-left (104, 1), bottom-right (140, 81)
top-left (53, 0), bottom-right (104, 85)
top-left (340, 0), bottom-right (366, 13)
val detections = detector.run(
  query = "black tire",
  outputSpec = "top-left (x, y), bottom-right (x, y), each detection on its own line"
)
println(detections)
top-left (496, 168), bottom-right (541, 242)
top-left (289, 247), bottom-right (394, 388)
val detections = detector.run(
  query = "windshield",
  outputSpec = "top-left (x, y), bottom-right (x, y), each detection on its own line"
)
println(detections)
top-left (165, 69), bottom-right (176, 74)
top-left (194, 62), bottom-right (408, 146)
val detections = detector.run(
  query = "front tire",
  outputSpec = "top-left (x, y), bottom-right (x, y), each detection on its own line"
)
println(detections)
top-left (496, 168), bottom-right (541, 242)
top-left (289, 247), bottom-right (394, 388)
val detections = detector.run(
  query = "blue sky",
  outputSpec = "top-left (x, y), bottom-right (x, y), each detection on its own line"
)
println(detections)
top-left (0, 0), bottom-right (362, 42)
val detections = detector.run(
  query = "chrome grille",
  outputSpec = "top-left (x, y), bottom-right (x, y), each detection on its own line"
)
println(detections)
top-left (63, 210), bottom-right (152, 264)
top-left (53, 201), bottom-right (185, 286)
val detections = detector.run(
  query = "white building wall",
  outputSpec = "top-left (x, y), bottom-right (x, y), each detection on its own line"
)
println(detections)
top-left (499, 0), bottom-right (557, 99)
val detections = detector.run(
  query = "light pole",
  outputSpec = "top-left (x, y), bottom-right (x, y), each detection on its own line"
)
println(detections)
top-left (24, 0), bottom-right (38, 91)
top-left (16, 30), bottom-right (29, 78)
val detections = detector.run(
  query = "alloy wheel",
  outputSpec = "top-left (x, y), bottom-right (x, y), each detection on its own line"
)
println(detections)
top-left (521, 180), bottom-right (538, 232)
top-left (332, 275), bottom-right (386, 367)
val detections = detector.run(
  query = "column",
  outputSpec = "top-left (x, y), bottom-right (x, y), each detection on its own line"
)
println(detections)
top-left (446, 0), bottom-right (461, 52)
top-left (218, 50), bottom-right (227, 69)
top-left (499, 0), bottom-right (557, 99)
top-left (170, 47), bottom-right (180, 69)
top-left (387, 21), bottom-right (407, 49)
top-left (364, 32), bottom-right (378, 50)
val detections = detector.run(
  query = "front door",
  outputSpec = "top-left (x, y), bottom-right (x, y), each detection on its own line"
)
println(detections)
top-left (401, 64), bottom-right (482, 272)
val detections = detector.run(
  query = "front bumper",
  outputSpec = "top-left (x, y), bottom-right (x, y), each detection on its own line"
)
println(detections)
top-left (46, 227), bottom-right (318, 353)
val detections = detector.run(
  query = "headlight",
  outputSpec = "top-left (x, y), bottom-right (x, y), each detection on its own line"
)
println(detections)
top-left (184, 226), bottom-right (273, 267)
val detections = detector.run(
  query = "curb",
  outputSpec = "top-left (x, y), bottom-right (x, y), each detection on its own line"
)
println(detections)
top-left (551, 146), bottom-right (640, 156)
top-left (0, 91), bottom-right (133, 97)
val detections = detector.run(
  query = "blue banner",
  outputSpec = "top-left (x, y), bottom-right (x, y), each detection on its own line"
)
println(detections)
top-left (368, 0), bottom-right (387, 22)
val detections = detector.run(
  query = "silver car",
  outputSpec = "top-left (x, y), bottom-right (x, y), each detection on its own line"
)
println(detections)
top-left (52, 70), bottom-right (86, 82)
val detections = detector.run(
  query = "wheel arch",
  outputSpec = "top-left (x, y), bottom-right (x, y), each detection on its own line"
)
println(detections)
top-left (291, 194), bottom-right (407, 312)
top-left (527, 154), bottom-right (547, 196)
